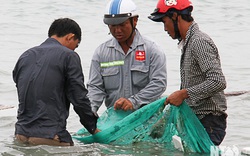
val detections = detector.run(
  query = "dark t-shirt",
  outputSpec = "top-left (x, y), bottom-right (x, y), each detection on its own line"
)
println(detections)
top-left (13, 38), bottom-right (97, 143)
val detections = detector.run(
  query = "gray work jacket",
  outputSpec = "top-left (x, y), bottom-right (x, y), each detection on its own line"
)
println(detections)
top-left (88, 30), bottom-right (167, 113)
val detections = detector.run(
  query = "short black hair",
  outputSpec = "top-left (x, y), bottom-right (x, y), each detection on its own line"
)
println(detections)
top-left (167, 7), bottom-right (193, 22)
top-left (48, 18), bottom-right (81, 41)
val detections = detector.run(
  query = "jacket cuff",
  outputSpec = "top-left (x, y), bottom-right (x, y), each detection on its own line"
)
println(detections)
top-left (87, 113), bottom-right (98, 134)
top-left (128, 97), bottom-right (140, 110)
top-left (91, 106), bottom-right (98, 114)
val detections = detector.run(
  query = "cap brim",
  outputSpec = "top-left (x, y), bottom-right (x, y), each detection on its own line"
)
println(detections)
top-left (148, 12), bottom-right (166, 22)
top-left (103, 17), bottom-right (129, 25)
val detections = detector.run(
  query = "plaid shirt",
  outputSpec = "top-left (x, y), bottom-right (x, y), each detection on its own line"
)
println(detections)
top-left (180, 22), bottom-right (227, 119)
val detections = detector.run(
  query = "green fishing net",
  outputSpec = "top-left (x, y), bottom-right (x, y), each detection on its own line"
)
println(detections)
top-left (73, 97), bottom-right (215, 153)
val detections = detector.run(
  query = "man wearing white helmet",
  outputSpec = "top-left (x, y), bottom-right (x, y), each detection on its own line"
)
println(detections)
top-left (149, 0), bottom-right (227, 145)
top-left (88, 0), bottom-right (167, 113)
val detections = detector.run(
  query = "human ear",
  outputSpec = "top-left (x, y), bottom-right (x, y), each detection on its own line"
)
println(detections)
top-left (133, 17), bottom-right (138, 26)
top-left (66, 33), bottom-right (75, 42)
top-left (171, 12), bottom-right (178, 21)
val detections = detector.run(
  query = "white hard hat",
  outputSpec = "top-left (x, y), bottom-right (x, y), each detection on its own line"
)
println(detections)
top-left (104, 0), bottom-right (138, 25)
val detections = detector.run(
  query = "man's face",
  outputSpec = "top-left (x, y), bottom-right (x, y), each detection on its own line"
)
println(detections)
top-left (162, 16), bottom-right (175, 39)
top-left (108, 19), bottom-right (134, 43)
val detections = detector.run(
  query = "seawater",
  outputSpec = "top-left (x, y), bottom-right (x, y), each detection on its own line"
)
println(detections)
top-left (0, 0), bottom-right (250, 155)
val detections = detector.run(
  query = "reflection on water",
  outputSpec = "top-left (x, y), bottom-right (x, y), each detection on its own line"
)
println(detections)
top-left (3, 139), bottom-right (208, 156)
top-left (3, 143), bottom-right (98, 156)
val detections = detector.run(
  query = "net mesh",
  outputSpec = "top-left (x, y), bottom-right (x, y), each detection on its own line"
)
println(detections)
top-left (73, 97), bottom-right (215, 153)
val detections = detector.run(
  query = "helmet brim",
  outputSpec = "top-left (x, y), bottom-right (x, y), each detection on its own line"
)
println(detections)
top-left (103, 17), bottom-right (130, 25)
top-left (148, 12), bottom-right (166, 22)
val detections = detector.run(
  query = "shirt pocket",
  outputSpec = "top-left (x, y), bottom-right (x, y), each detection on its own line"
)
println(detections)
top-left (130, 65), bottom-right (149, 87)
top-left (101, 67), bottom-right (119, 90)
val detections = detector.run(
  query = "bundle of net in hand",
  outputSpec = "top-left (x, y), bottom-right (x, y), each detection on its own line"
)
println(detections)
top-left (73, 97), bottom-right (215, 153)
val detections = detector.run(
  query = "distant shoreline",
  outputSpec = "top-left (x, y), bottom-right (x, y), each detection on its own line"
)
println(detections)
top-left (0, 105), bottom-right (15, 110)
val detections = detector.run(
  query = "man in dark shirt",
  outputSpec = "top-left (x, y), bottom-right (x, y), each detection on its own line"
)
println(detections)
top-left (13, 18), bottom-right (99, 146)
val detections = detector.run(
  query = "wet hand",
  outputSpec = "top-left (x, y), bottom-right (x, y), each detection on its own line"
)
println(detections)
top-left (93, 128), bottom-right (101, 134)
top-left (164, 89), bottom-right (189, 106)
top-left (114, 97), bottom-right (133, 111)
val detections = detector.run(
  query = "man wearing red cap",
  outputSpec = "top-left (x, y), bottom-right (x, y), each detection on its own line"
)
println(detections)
top-left (149, 0), bottom-right (227, 145)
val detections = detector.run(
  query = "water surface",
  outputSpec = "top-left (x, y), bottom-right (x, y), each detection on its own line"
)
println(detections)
top-left (0, 0), bottom-right (250, 155)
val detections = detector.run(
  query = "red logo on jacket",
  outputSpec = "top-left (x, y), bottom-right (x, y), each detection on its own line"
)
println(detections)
top-left (135, 51), bottom-right (145, 61)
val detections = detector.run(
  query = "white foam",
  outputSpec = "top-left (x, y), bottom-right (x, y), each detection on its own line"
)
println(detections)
top-left (242, 147), bottom-right (250, 155)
